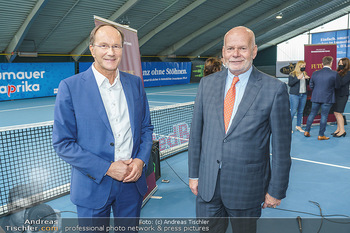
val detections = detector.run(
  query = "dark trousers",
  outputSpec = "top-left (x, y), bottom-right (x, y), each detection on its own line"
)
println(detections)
top-left (305, 102), bottom-right (333, 136)
top-left (76, 179), bottom-right (142, 233)
top-left (196, 172), bottom-right (261, 233)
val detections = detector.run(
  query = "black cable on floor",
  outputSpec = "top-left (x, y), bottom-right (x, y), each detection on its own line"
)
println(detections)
top-left (164, 159), bottom-right (350, 232)
top-left (164, 159), bottom-right (189, 186)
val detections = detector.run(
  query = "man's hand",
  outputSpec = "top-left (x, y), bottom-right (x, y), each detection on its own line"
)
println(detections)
top-left (262, 193), bottom-right (281, 209)
top-left (189, 179), bottom-right (198, 196)
top-left (123, 158), bottom-right (144, 183)
top-left (106, 158), bottom-right (132, 181)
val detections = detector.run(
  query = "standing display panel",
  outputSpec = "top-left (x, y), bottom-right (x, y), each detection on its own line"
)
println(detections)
top-left (94, 15), bottom-right (143, 79)
top-left (303, 44), bottom-right (337, 124)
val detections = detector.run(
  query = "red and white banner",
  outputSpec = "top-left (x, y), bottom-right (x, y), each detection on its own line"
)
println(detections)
top-left (94, 16), bottom-right (143, 80)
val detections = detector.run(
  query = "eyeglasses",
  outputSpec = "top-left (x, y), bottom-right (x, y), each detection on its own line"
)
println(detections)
top-left (93, 44), bottom-right (123, 51)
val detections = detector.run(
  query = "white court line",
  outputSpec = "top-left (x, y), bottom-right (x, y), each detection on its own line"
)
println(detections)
top-left (148, 93), bottom-right (196, 96)
top-left (148, 101), bottom-right (177, 104)
top-left (0, 104), bottom-right (55, 113)
top-left (147, 87), bottom-right (198, 95)
top-left (291, 156), bottom-right (350, 170)
top-left (1, 100), bottom-right (184, 112)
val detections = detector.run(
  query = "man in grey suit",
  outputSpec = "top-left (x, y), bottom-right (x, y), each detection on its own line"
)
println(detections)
top-left (304, 56), bottom-right (341, 140)
top-left (188, 26), bottom-right (292, 233)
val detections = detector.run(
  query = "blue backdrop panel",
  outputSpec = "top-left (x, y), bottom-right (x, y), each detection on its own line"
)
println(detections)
top-left (312, 30), bottom-right (350, 59)
top-left (0, 62), bottom-right (75, 101)
top-left (79, 62), bottom-right (92, 73)
top-left (142, 62), bottom-right (191, 87)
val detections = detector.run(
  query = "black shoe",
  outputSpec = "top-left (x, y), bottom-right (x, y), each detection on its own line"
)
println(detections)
top-left (331, 131), bottom-right (339, 135)
top-left (334, 132), bottom-right (346, 137)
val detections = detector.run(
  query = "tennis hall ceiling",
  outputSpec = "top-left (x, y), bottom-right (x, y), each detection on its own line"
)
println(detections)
top-left (1, 0), bottom-right (350, 62)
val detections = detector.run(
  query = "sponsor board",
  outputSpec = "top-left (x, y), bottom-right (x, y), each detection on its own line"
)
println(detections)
top-left (0, 63), bottom-right (75, 101)
top-left (142, 62), bottom-right (191, 87)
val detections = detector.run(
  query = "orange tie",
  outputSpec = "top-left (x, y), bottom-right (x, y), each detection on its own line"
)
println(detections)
top-left (224, 76), bottom-right (239, 132)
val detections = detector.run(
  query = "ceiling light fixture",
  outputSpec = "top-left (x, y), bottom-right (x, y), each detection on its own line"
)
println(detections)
top-left (118, 16), bottom-right (130, 27)
top-left (276, 13), bottom-right (283, 19)
top-left (18, 52), bottom-right (38, 57)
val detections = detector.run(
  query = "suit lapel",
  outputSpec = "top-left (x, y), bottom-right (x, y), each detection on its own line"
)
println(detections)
top-left (226, 67), bottom-right (262, 136)
top-left (214, 70), bottom-right (228, 134)
top-left (120, 73), bottom-right (135, 139)
top-left (82, 67), bottom-right (113, 134)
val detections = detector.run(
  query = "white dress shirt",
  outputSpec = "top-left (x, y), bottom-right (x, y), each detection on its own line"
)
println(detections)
top-left (299, 74), bottom-right (306, 94)
top-left (92, 65), bottom-right (133, 161)
top-left (224, 66), bottom-right (252, 132)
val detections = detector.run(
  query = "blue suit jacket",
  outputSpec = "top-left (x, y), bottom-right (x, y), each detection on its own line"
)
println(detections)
top-left (52, 67), bottom-right (153, 209)
top-left (310, 67), bottom-right (341, 104)
top-left (188, 67), bottom-right (292, 209)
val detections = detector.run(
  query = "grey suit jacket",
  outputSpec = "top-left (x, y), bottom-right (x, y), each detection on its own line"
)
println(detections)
top-left (188, 67), bottom-right (292, 209)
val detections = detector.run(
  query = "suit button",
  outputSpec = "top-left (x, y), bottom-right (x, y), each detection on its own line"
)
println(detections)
top-left (110, 142), bottom-right (114, 146)
top-left (217, 160), bottom-right (220, 164)
top-left (223, 139), bottom-right (227, 143)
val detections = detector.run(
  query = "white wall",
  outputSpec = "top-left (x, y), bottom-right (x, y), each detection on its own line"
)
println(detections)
top-left (277, 14), bottom-right (349, 62)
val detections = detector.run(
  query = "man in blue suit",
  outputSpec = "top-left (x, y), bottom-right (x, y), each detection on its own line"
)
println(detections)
top-left (188, 26), bottom-right (292, 233)
top-left (52, 24), bottom-right (153, 228)
top-left (304, 56), bottom-right (341, 140)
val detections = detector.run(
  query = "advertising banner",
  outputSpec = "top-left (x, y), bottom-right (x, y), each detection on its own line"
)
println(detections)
top-left (0, 62), bottom-right (75, 101)
top-left (78, 62), bottom-right (92, 73)
top-left (191, 60), bottom-right (205, 83)
top-left (276, 61), bottom-right (298, 78)
top-left (304, 44), bottom-right (337, 76)
top-left (303, 44), bottom-right (337, 124)
top-left (142, 62), bottom-right (192, 87)
top-left (94, 16), bottom-right (143, 80)
top-left (312, 30), bottom-right (350, 60)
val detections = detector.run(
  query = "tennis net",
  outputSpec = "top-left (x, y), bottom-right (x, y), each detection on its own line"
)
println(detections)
top-left (0, 101), bottom-right (194, 216)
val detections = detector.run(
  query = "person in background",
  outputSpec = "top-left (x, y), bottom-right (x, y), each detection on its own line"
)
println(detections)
top-left (188, 26), bottom-right (291, 233)
top-left (332, 57), bottom-right (350, 137)
top-left (52, 23), bottom-right (153, 231)
top-left (204, 57), bottom-right (222, 76)
top-left (304, 56), bottom-right (341, 140)
top-left (288, 61), bottom-right (310, 133)
top-left (221, 57), bottom-right (227, 69)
